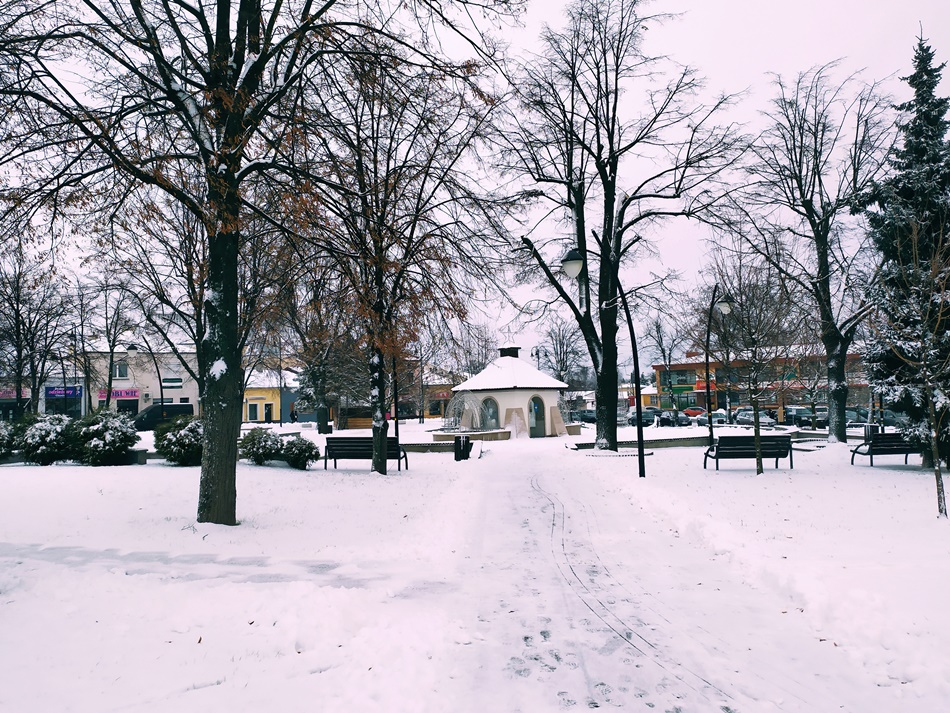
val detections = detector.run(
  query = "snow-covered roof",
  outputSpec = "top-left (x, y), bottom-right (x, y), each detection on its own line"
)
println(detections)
top-left (246, 369), bottom-right (300, 389)
top-left (452, 356), bottom-right (568, 392)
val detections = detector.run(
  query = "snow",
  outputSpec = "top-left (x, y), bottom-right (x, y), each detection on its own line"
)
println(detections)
top-left (2, 421), bottom-right (949, 711)
top-left (453, 356), bottom-right (568, 392)
top-left (209, 359), bottom-right (227, 379)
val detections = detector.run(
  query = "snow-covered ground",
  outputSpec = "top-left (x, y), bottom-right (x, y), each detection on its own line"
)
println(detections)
top-left (1, 420), bottom-right (948, 712)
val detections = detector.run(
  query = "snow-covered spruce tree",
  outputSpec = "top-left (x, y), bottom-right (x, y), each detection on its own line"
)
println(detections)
top-left (862, 36), bottom-right (950, 518)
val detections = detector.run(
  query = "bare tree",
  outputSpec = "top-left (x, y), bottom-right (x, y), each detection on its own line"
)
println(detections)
top-left (710, 244), bottom-right (797, 473)
top-left (0, 1), bottom-right (518, 521)
top-left (642, 317), bottom-right (688, 409)
top-left (730, 64), bottom-right (893, 442)
top-left (539, 316), bottom-right (586, 383)
top-left (295, 33), bottom-right (509, 473)
top-left (502, 0), bottom-right (744, 449)
top-left (0, 238), bottom-right (71, 417)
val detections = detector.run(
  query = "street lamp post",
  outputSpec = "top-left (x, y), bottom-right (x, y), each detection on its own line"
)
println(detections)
top-left (705, 285), bottom-right (734, 446)
top-left (562, 249), bottom-right (647, 478)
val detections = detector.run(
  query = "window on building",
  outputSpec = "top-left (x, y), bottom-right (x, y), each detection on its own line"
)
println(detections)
top-left (179, 397), bottom-right (190, 403)
top-left (162, 377), bottom-right (183, 390)
top-left (247, 403), bottom-right (259, 421)
top-left (483, 398), bottom-right (499, 430)
top-left (112, 360), bottom-right (128, 379)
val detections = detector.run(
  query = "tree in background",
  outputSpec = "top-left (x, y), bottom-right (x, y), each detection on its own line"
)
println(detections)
top-left (731, 63), bottom-right (893, 442)
top-left (862, 37), bottom-right (950, 518)
top-left (296, 34), bottom-right (509, 474)
top-left (504, 0), bottom-right (744, 450)
top-left (708, 239), bottom-right (798, 473)
top-left (0, 0), bottom-right (517, 522)
top-left (538, 317), bottom-right (587, 383)
top-left (0, 237), bottom-right (72, 417)
top-left (643, 318), bottom-right (688, 409)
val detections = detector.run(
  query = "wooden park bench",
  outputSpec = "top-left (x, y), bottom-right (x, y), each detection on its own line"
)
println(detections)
top-left (850, 431), bottom-right (917, 466)
top-left (324, 436), bottom-right (408, 471)
top-left (704, 434), bottom-right (793, 470)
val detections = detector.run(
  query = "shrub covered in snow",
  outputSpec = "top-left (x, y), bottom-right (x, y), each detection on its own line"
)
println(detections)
top-left (281, 436), bottom-right (321, 470)
top-left (155, 416), bottom-right (204, 466)
top-left (0, 420), bottom-right (14, 458)
top-left (72, 410), bottom-right (139, 466)
top-left (18, 414), bottom-right (74, 465)
top-left (239, 427), bottom-right (283, 466)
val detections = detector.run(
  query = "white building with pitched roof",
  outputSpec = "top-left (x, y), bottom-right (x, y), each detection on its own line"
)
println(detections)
top-left (452, 346), bottom-right (569, 437)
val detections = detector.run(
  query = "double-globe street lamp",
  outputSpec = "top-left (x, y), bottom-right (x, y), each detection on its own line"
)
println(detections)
top-left (561, 248), bottom-right (647, 478)
top-left (704, 285), bottom-right (734, 446)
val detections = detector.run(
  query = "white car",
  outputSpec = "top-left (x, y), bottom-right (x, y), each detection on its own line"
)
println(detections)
top-left (735, 410), bottom-right (775, 427)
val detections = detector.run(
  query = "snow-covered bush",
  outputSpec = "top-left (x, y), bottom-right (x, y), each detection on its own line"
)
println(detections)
top-left (18, 414), bottom-right (74, 466)
top-left (73, 410), bottom-right (139, 466)
top-left (155, 416), bottom-right (204, 466)
top-left (0, 420), bottom-right (14, 458)
top-left (281, 436), bottom-right (321, 470)
top-left (239, 427), bottom-right (283, 466)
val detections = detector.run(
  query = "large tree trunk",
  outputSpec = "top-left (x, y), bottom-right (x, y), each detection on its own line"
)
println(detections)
top-left (370, 344), bottom-right (389, 474)
top-left (197, 185), bottom-right (243, 526)
top-left (825, 344), bottom-right (849, 443)
top-left (595, 310), bottom-right (619, 450)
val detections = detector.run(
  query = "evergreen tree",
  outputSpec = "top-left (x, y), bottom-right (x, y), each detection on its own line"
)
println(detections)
top-left (863, 36), bottom-right (950, 518)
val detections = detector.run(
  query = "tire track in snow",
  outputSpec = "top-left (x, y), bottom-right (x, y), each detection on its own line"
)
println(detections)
top-left (530, 473), bottom-right (738, 710)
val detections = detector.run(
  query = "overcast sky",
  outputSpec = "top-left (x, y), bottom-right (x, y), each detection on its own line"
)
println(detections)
top-left (497, 0), bottom-right (950, 359)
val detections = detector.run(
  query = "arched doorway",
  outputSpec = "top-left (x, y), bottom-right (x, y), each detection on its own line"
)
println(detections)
top-left (529, 396), bottom-right (546, 438)
top-left (483, 397), bottom-right (500, 430)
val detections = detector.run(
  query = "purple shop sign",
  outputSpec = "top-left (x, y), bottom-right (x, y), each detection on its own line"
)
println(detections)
top-left (0, 388), bottom-right (32, 399)
top-left (97, 388), bottom-right (139, 400)
top-left (45, 386), bottom-right (82, 398)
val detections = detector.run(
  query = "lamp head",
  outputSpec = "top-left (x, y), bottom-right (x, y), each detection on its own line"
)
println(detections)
top-left (125, 344), bottom-right (138, 358)
top-left (561, 248), bottom-right (584, 279)
top-left (716, 294), bottom-right (734, 315)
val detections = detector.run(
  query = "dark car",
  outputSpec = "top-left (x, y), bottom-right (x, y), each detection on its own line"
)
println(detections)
top-left (659, 410), bottom-right (691, 427)
top-left (570, 409), bottom-right (597, 423)
top-left (628, 406), bottom-right (662, 426)
top-left (628, 408), bottom-right (660, 427)
top-left (133, 403), bottom-right (195, 431)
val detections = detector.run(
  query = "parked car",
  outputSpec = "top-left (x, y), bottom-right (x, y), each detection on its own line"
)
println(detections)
top-left (627, 406), bottom-right (662, 426)
top-left (133, 403), bottom-right (195, 431)
top-left (783, 406), bottom-right (827, 429)
top-left (735, 410), bottom-right (776, 427)
top-left (570, 409), bottom-right (598, 423)
top-left (659, 410), bottom-right (692, 427)
top-left (697, 409), bottom-right (727, 426)
top-left (682, 406), bottom-right (706, 417)
top-left (628, 409), bottom-right (659, 427)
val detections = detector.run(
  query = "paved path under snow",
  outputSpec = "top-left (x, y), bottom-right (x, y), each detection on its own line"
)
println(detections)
top-left (430, 442), bottom-right (904, 712)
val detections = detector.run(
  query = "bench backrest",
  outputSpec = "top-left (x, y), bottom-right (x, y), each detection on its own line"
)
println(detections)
top-left (716, 435), bottom-right (791, 456)
top-left (869, 432), bottom-right (910, 445)
top-left (325, 436), bottom-right (401, 454)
